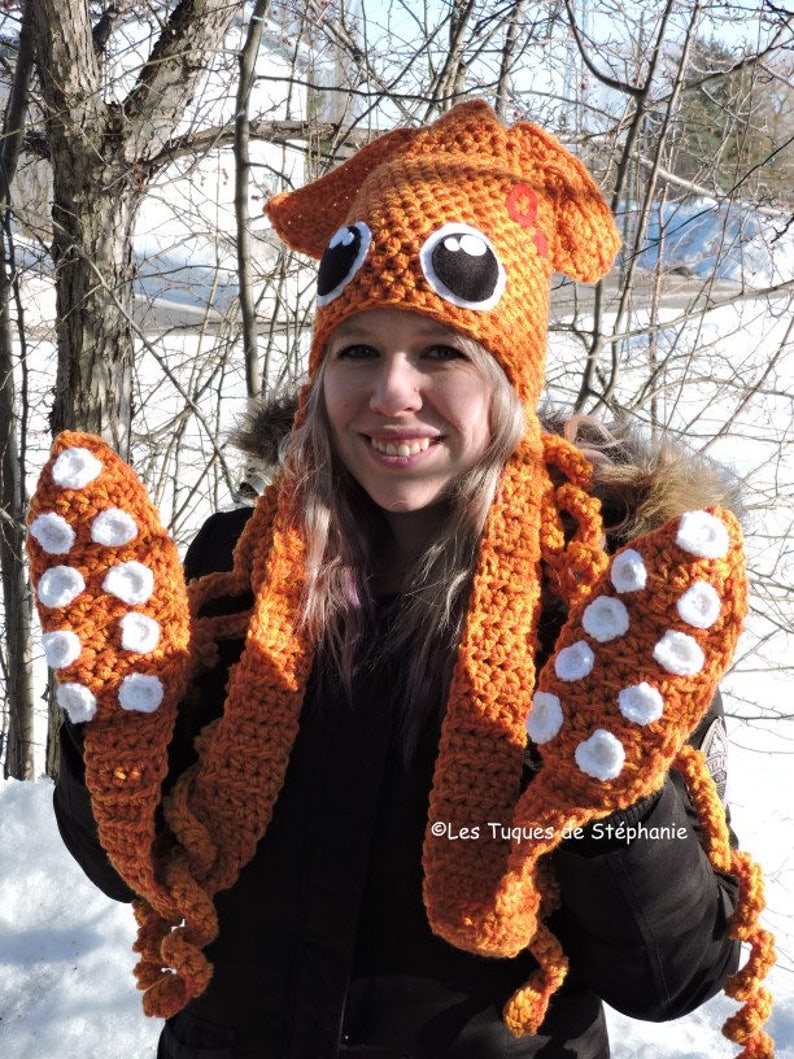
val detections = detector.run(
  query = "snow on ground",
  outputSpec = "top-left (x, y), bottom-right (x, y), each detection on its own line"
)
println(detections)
top-left (3, 110), bottom-right (793, 1057)
top-left (630, 196), bottom-right (794, 288)
top-left (0, 779), bottom-right (161, 1058)
top-left (2, 718), bottom-right (792, 1058)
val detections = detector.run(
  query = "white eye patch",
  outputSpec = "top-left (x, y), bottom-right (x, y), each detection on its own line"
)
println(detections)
top-left (316, 222), bottom-right (372, 306)
top-left (419, 223), bottom-right (506, 310)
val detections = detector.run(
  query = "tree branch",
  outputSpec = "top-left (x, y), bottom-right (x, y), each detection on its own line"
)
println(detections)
top-left (304, 0), bottom-right (417, 124)
top-left (143, 117), bottom-right (377, 175)
top-left (92, 0), bottom-right (139, 56)
top-left (563, 0), bottom-right (644, 99)
top-left (236, 0), bottom-right (270, 398)
top-left (122, 0), bottom-right (239, 159)
top-left (495, 0), bottom-right (529, 120)
top-left (30, 0), bottom-right (102, 133)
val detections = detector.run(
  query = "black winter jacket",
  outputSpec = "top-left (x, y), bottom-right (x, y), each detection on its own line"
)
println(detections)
top-left (54, 506), bottom-right (740, 1059)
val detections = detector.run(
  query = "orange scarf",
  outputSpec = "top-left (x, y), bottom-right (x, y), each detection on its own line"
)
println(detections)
top-left (26, 101), bottom-right (775, 1056)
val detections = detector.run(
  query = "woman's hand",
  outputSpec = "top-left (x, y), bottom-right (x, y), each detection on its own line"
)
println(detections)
top-left (26, 431), bottom-right (192, 919)
top-left (27, 431), bottom-right (192, 728)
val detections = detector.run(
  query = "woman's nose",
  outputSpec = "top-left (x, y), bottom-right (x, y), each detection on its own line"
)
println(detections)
top-left (369, 355), bottom-right (422, 415)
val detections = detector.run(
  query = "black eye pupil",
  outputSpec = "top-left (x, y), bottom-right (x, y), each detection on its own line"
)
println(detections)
top-left (318, 225), bottom-right (364, 300)
top-left (420, 224), bottom-right (505, 309)
top-left (431, 236), bottom-right (500, 304)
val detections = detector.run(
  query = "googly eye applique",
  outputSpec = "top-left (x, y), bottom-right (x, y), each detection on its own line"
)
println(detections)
top-left (419, 223), bottom-right (506, 310)
top-left (316, 222), bottom-right (372, 306)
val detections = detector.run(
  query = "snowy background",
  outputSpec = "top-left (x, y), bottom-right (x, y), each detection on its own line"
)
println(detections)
top-left (1, 44), bottom-right (793, 1052)
top-left (2, 270), bottom-right (793, 1059)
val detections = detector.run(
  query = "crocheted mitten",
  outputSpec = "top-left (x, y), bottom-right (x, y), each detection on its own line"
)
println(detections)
top-left (26, 431), bottom-right (191, 917)
top-left (480, 508), bottom-right (747, 1025)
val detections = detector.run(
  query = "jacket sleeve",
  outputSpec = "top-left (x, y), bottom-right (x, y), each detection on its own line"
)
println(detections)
top-left (51, 506), bottom-right (254, 902)
top-left (550, 694), bottom-right (740, 1021)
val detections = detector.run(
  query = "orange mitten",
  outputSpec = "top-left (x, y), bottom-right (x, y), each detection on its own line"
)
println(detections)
top-left (524, 505), bottom-right (746, 825)
top-left (26, 431), bottom-right (192, 918)
top-left (474, 508), bottom-right (747, 1026)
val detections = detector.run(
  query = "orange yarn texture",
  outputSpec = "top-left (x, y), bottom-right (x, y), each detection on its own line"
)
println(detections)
top-left (26, 101), bottom-right (776, 1056)
top-left (26, 431), bottom-right (191, 921)
top-left (266, 99), bottom-right (620, 406)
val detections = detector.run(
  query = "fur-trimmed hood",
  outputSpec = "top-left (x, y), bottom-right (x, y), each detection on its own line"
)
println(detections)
top-left (231, 393), bottom-right (742, 544)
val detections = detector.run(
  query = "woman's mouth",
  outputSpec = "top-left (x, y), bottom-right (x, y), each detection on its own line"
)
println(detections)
top-left (368, 436), bottom-right (436, 458)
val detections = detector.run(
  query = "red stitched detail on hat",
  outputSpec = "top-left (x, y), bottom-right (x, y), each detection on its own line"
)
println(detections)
top-left (533, 230), bottom-right (550, 258)
top-left (506, 182), bottom-right (538, 227)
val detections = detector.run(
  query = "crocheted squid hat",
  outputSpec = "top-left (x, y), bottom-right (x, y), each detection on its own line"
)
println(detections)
top-left (266, 98), bottom-right (619, 404)
top-left (26, 101), bottom-right (774, 1057)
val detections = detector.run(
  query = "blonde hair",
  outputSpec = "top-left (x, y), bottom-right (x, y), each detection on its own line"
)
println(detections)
top-left (283, 335), bottom-right (526, 744)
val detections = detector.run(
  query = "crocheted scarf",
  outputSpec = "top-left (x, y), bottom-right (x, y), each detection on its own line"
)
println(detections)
top-left (26, 101), bottom-right (775, 1057)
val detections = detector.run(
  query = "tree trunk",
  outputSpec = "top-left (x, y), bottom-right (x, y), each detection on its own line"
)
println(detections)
top-left (1, 1), bottom-right (36, 780)
top-left (31, 0), bottom-right (240, 455)
top-left (48, 141), bottom-right (141, 457)
top-left (0, 529), bottom-right (35, 779)
top-left (19, 0), bottom-right (240, 777)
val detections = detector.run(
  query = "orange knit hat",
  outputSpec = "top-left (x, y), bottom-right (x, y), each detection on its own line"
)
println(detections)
top-left (26, 102), bottom-right (774, 1057)
top-left (265, 99), bottom-right (620, 402)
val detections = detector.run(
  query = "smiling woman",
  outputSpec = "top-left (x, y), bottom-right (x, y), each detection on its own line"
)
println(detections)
top-left (323, 310), bottom-right (494, 526)
top-left (30, 100), bottom-right (774, 1059)
top-left (290, 308), bottom-right (524, 697)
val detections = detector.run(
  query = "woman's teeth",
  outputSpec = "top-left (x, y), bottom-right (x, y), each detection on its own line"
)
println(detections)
top-left (371, 437), bottom-right (432, 457)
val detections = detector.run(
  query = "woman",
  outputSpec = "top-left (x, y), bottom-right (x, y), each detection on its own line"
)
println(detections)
top-left (28, 101), bottom-right (774, 1058)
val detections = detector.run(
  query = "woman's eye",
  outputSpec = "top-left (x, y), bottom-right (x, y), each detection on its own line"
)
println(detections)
top-left (336, 344), bottom-right (377, 360)
top-left (426, 345), bottom-right (465, 360)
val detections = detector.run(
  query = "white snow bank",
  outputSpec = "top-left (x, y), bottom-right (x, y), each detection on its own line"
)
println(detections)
top-left (1, 726), bottom-right (792, 1058)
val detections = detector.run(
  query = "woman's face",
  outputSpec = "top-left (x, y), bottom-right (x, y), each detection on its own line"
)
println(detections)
top-left (323, 309), bottom-right (493, 520)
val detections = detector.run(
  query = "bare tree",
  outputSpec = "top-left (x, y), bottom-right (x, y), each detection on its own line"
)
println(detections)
top-left (0, 0), bottom-right (244, 775)
top-left (0, 0), bottom-right (35, 778)
top-left (0, 0), bottom-right (791, 777)
top-left (30, 0), bottom-right (241, 457)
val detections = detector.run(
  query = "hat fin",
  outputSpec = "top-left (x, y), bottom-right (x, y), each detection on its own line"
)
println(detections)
top-left (512, 121), bottom-right (621, 283)
top-left (265, 126), bottom-right (417, 259)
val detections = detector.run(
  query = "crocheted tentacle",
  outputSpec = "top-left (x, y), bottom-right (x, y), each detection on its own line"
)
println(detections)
top-left (133, 472), bottom-right (314, 1021)
top-left (26, 431), bottom-right (191, 920)
top-left (187, 571), bottom-right (251, 661)
top-left (451, 505), bottom-right (747, 992)
top-left (539, 433), bottom-right (608, 609)
top-left (180, 479), bottom-right (277, 678)
top-left (26, 432), bottom-right (293, 1020)
top-left (132, 901), bottom-right (175, 988)
top-left (131, 775), bottom-right (226, 1016)
top-left (422, 432), bottom-right (548, 952)
top-left (502, 921), bottom-right (569, 1036)
top-left (723, 851), bottom-right (776, 1059)
top-left (179, 472), bottom-right (313, 897)
top-left (132, 882), bottom-right (216, 1019)
top-left (134, 479), bottom-right (289, 1018)
top-left (675, 746), bottom-right (777, 1058)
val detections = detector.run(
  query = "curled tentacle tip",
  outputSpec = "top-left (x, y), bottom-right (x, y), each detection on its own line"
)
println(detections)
top-left (502, 996), bottom-right (545, 1038)
top-left (734, 1031), bottom-right (776, 1059)
top-left (502, 975), bottom-right (565, 1038)
top-left (722, 987), bottom-right (774, 1044)
top-left (160, 933), bottom-right (213, 984)
top-left (134, 960), bottom-right (168, 991)
top-left (141, 973), bottom-right (188, 1019)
